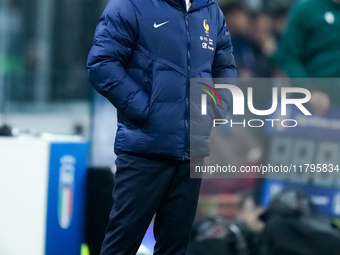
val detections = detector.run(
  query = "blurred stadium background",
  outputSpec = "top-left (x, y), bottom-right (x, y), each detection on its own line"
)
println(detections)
top-left (2, 0), bottom-right (340, 254)
top-left (0, 0), bottom-right (294, 136)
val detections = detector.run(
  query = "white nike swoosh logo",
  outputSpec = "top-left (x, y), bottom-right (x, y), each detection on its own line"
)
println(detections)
top-left (154, 21), bottom-right (169, 28)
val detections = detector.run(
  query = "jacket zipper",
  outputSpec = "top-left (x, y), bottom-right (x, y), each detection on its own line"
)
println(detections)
top-left (182, 1), bottom-right (215, 160)
top-left (183, 12), bottom-right (190, 160)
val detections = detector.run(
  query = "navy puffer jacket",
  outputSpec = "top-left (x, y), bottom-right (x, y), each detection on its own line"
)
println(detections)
top-left (87, 0), bottom-right (237, 160)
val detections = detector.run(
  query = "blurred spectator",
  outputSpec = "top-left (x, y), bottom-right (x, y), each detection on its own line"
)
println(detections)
top-left (262, 0), bottom-right (297, 14)
top-left (276, 0), bottom-right (340, 114)
top-left (223, 3), bottom-right (278, 77)
top-left (250, 12), bottom-right (277, 77)
top-left (270, 8), bottom-right (289, 40)
top-left (251, 13), bottom-right (276, 58)
top-left (223, 3), bottom-right (257, 78)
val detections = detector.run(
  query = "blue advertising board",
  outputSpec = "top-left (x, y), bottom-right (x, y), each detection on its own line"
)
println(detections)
top-left (262, 105), bottom-right (340, 217)
top-left (45, 142), bottom-right (88, 255)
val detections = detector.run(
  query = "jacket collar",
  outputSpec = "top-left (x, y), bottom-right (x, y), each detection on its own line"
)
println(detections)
top-left (162, 0), bottom-right (213, 12)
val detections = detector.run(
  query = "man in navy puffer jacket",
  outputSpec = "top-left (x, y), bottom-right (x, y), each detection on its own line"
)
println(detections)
top-left (87, 0), bottom-right (236, 254)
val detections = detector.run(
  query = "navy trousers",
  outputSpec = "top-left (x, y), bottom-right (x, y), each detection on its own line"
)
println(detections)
top-left (100, 153), bottom-right (202, 255)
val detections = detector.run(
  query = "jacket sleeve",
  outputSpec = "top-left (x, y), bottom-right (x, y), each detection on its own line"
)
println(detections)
top-left (212, 9), bottom-right (237, 118)
top-left (275, 2), bottom-right (308, 77)
top-left (87, 0), bottom-right (149, 123)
